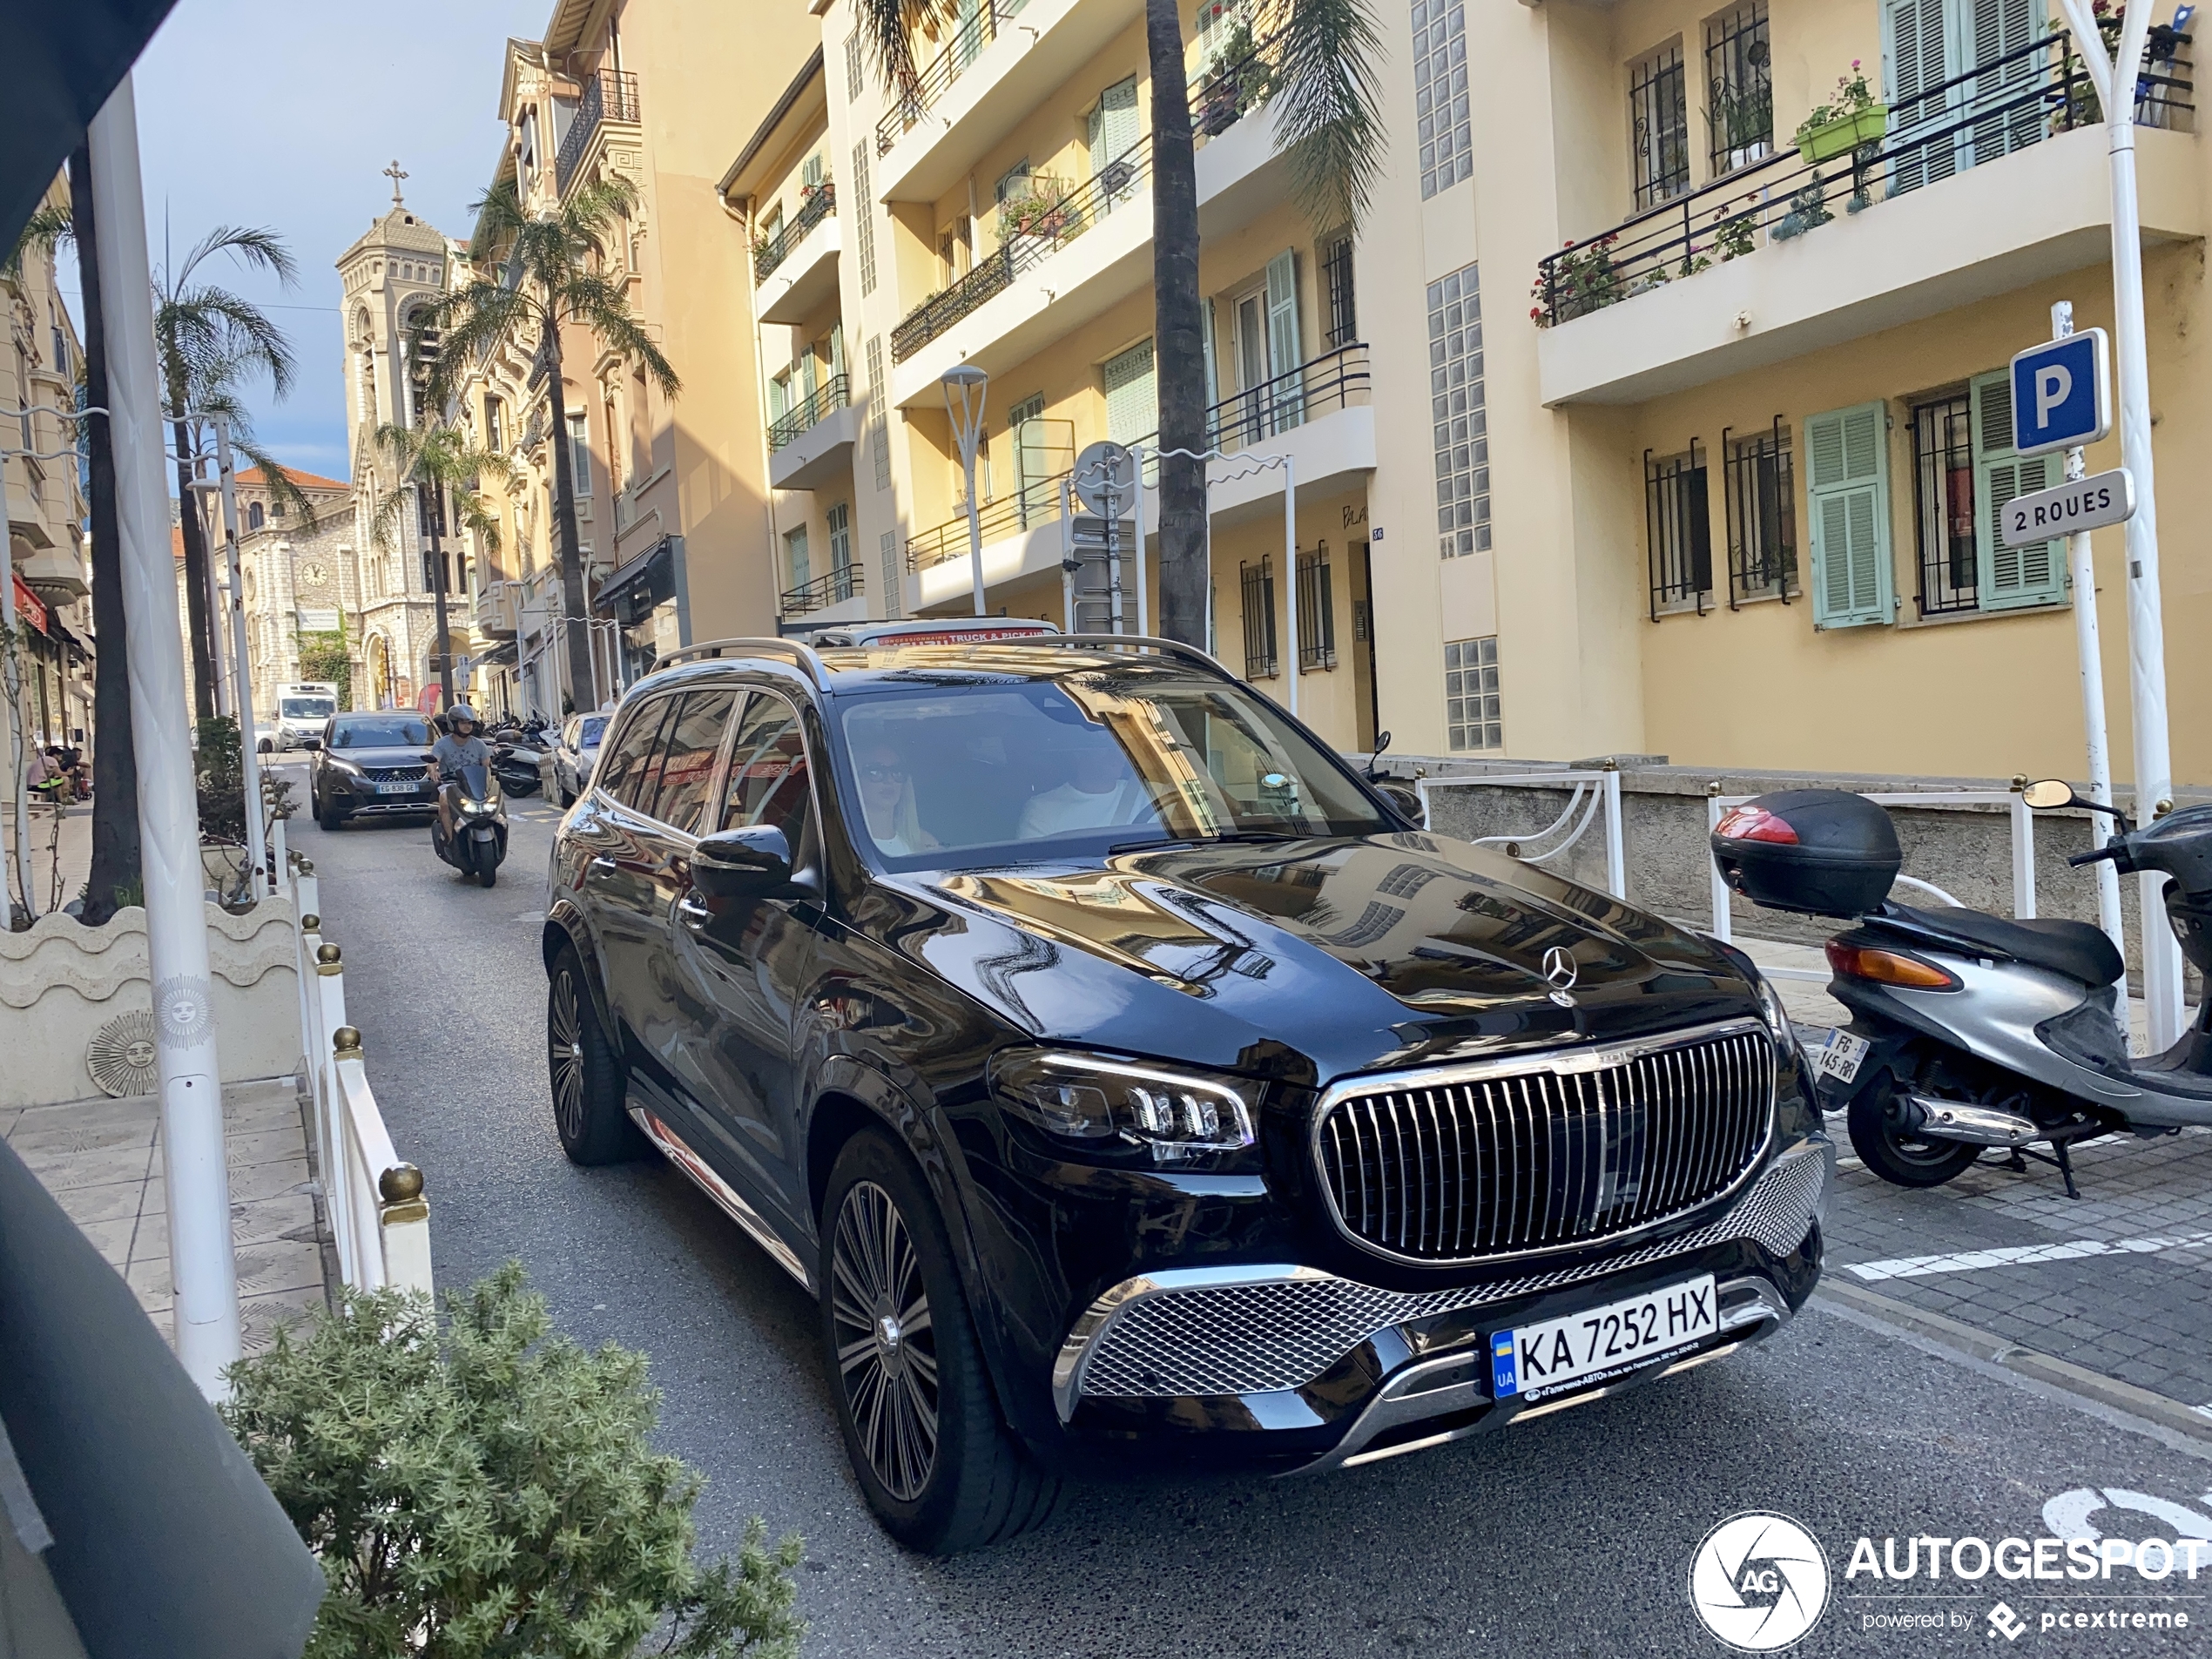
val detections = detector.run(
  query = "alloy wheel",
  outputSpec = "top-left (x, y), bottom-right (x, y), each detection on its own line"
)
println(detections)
top-left (549, 968), bottom-right (587, 1143)
top-left (831, 1179), bottom-right (940, 1501)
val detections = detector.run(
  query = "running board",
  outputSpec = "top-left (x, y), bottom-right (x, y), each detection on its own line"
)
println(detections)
top-left (627, 1101), bottom-right (814, 1291)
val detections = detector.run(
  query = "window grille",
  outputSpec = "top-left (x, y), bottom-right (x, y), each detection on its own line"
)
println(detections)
top-left (1723, 419), bottom-right (1797, 604)
top-left (1323, 233), bottom-right (1357, 349)
top-left (853, 143), bottom-right (877, 295)
top-left (1240, 557), bottom-right (1278, 679)
top-left (867, 335), bottom-right (890, 491)
top-left (1297, 544), bottom-right (1336, 671)
top-left (1703, 2), bottom-right (1772, 177)
top-left (1644, 441), bottom-right (1713, 617)
top-left (1427, 263), bottom-right (1488, 558)
top-left (1630, 42), bottom-right (1690, 208)
top-left (1911, 391), bottom-right (1979, 615)
top-left (1445, 636), bottom-right (1501, 752)
top-left (846, 30), bottom-right (864, 100)
top-left (1412, 0), bottom-right (1472, 198)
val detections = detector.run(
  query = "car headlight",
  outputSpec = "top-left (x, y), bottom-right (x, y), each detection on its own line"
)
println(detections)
top-left (988, 1049), bottom-right (1257, 1163)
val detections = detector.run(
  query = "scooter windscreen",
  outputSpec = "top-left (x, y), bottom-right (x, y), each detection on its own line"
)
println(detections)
top-left (453, 762), bottom-right (502, 808)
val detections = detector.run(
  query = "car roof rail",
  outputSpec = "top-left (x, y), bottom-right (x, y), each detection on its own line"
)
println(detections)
top-left (651, 636), bottom-right (827, 685)
top-left (1028, 633), bottom-right (1230, 674)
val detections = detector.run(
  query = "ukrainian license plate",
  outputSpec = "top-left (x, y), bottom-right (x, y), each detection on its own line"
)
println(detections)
top-left (375, 781), bottom-right (418, 795)
top-left (1490, 1274), bottom-right (1717, 1404)
top-left (1813, 1028), bottom-right (1869, 1083)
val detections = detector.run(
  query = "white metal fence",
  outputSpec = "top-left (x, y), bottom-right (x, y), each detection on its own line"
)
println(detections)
top-left (272, 816), bottom-right (433, 1295)
top-left (1417, 769), bottom-right (1628, 898)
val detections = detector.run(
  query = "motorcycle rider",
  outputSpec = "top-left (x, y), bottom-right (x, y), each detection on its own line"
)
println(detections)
top-left (429, 703), bottom-right (492, 855)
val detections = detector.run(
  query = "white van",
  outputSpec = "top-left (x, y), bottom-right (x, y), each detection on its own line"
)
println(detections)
top-left (273, 682), bottom-right (340, 751)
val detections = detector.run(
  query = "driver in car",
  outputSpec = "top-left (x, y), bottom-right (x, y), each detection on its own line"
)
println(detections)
top-left (1017, 745), bottom-right (1161, 839)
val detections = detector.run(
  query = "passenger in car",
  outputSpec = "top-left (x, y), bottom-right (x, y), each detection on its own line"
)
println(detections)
top-left (856, 741), bottom-right (939, 856)
top-left (1016, 745), bottom-right (1161, 840)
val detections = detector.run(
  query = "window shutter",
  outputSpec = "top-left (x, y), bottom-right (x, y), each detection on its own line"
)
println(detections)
top-left (1969, 369), bottom-right (2063, 609)
top-left (1805, 402), bottom-right (1893, 629)
top-left (785, 523), bottom-right (810, 590)
top-left (1200, 296), bottom-right (1218, 412)
top-left (1885, 0), bottom-right (1958, 192)
top-left (1265, 250), bottom-right (1305, 433)
top-left (768, 373), bottom-right (788, 423)
top-left (1104, 338), bottom-right (1157, 446)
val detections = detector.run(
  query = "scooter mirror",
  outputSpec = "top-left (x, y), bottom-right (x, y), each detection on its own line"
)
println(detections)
top-left (2021, 779), bottom-right (2077, 810)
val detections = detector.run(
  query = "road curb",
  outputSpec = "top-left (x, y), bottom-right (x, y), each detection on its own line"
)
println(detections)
top-left (1816, 1279), bottom-right (2212, 1447)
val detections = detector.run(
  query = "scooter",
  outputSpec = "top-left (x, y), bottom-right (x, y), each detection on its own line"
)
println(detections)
top-left (489, 740), bottom-right (543, 797)
top-left (431, 759), bottom-right (509, 888)
top-left (1711, 782), bottom-right (2212, 1197)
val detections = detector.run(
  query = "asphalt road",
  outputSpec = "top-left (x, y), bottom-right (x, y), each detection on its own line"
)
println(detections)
top-left (285, 761), bottom-right (2212, 1659)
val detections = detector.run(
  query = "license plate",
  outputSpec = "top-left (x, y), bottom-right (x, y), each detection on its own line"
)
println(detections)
top-left (1814, 1028), bottom-right (1869, 1083)
top-left (1490, 1274), bottom-right (1717, 1404)
top-left (375, 781), bottom-right (419, 795)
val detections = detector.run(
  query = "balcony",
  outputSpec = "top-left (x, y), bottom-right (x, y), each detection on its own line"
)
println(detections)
top-left (906, 342), bottom-right (1370, 610)
top-left (554, 71), bottom-right (641, 198)
top-left (753, 185), bottom-right (840, 330)
top-left (767, 374), bottom-right (859, 490)
top-left (779, 561), bottom-right (865, 623)
top-left (1534, 29), bottom-right (2199, 406)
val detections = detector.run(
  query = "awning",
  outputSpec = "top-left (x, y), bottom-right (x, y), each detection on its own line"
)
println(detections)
top-left (10, 574), bottom-right (49, 637)
top-left (593, 536), bottom-right (673, 611)
top-left (477, 638), bottom-right (518, 666)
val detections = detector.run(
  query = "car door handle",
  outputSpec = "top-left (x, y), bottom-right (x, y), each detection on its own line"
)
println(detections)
top-left (586, 855), bottom-right (617, 880)
top-left (673, 892), bottom-right (711, 929)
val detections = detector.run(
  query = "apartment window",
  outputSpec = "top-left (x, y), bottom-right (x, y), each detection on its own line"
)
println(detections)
top-left (1723, 420), bottom-right (1798, 604)
top-left (1297, 545), bottom-right (1336, 671)
top-left (1910, 374), bottom-right (2063, 617)
top-left (48, 301), bottom-right (67, 377)
top-left (485, 395), bottom-right (504, 452)
top-left (1704, 2), bottom-right (1772, 176)
top-left (567, 409), bottom-right (591, 496)
top-left (1239, 557), bottom-right (1278, 679)
top-left (881, 529), bottom-right (903, 617)
top-left (1644, 442), bottom-right (1714, 617)
top-left (785, 523), bottom-right (811, 590)
top-left (867, 335), bottom-right (890, 491)
top-left (995, 160), bottom-right (1033, 205)
top-left (1322, 233), bottom-right (1357, 350)
top-left (1444, 637), bottom-right (1501, 752)
top-left (1888, 0), bottom-right (2048, 195)
top-left (1427, 263), bottom-right (1489, 558)
top-left (1412, 0), bottom-right (1472, 198)
top-left (846, 30), bottom-right (865, 99)
top-left (247, 501), bottom-right (265, 532)
top-left (1805, 401), bottom-right (1893, 630)
top-left (1910, 391), bottom-right (1976, 614)
top-left (827, 500), bottom-right (853, 599)
top-left (1103, 339), bottom-right (1157, 447)
top-left (1629, 42), bottom-right (1690, 209)
top-left (853, 143), bottom-right (877, 296)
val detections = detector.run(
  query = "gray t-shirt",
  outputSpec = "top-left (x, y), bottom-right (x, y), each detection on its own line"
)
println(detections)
top-left (431, 732), bottom-right (491, 777)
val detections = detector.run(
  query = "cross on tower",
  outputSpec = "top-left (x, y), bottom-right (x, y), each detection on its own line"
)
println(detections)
top-left (382, 159), bottom-right (408, 206)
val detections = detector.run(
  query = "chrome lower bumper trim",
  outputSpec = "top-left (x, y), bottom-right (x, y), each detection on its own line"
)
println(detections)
top-left (627, 1100), bottom-right (814, 1291)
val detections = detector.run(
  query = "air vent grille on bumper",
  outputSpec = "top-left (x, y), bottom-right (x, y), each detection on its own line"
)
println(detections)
top-left (1317, 1028), bottom-right (1777, 1263)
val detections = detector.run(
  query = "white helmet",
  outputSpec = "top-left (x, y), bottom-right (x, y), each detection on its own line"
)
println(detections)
top-left (448, 703), bottom-right (481, 726)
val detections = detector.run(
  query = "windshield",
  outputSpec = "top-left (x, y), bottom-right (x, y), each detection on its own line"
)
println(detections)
top-left (833, 665), bottom-right (1391, 871)
top-left (579, 716), bottom-right (607, 747)
top-left (331, 718), bottom-right (432, 749)
top-left (455, 761), bottom-right (495, 800)
top-left (280, 697), bottom-right (335, 720)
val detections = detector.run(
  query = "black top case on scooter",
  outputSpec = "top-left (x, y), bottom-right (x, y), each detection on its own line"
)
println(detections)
top-left (1710, 789), bottom-right (1901, 919)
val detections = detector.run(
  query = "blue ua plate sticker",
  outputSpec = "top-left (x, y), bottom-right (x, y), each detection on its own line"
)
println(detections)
top-left (1493, 1332), bottom-right (1520, 1399)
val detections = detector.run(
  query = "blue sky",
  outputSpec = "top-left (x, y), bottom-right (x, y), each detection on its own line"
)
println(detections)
top-left (70, 0), bottom-right (549, 483)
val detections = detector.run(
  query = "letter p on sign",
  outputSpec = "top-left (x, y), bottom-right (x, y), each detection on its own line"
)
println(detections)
top-left (2009, 328), bottom-right (2111, 456)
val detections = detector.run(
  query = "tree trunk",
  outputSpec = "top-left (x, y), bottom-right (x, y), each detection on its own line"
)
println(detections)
top-left (543, 325), bottom-right (593, 713)
top-left (426, 487), bottom-right (455, 712)
top-left (169, 416), bottom-right (218, 720)
top-left (69, 142), bottom-right (140, 926)
top-left (1147, 0), bottom-right (1209, 647)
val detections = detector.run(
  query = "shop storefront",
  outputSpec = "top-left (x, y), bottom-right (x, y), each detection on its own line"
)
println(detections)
top-left (594, 536), bottom-right (687, 691)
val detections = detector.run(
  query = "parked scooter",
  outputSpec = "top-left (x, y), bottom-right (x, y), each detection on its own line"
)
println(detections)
top-left (1711, 784), bottom-right (2212, 1197)
top-left (489, 740), bottom-right (543, 796)
top-left (431, 759), bottom-right (509, 887)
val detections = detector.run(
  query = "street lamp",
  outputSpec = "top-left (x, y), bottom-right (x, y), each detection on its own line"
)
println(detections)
top-left (941, 363), bottom-right (988, 617)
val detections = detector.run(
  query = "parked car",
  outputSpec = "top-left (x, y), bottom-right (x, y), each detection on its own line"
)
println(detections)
top-left (309, 712), bottom-right (439, 831)
top-left (550, 711), bottom-right (608, 806)
top-left (252, 721), bottom-right (280, 755)
top-left (541, 626), bottom-right (1828, 1554)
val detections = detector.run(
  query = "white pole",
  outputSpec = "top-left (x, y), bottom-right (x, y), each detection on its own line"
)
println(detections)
top-left (1281, 453), bottom-right (1298, 718)
top-left (2056, 0), bottom-right (2182, 1047)
top-left (212, 421), bottom-right (268, 894)
top-left (1131, 443), bottom-right (1150, 637)
top-left (2050, 301), bottom-right (2127, 969)
top-left (91, 77), bottom-right (241, 1394)
top-left (1059, 477), bottom-right (1075, 631)
top-left (2, 543), bottom-right (33, 921)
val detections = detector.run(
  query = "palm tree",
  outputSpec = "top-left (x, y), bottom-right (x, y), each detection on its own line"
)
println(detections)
top-left (860, 0), bottom-right (1383, 647)
top-left (422, 177), bottom-right (678, 712)
top-left (152, 225), bottom-right (317, 720)
top-left (364, 421), bottom-right (514, 712)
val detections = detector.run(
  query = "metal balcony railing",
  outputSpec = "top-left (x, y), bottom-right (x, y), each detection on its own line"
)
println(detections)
top-left (904, 341), bottom-right (1370, 571)
top-left (1533, 27), bottom-right (2193, 327)
top-left (875, 2), bottom-right (1015, 157)
top-left (891, 138), bottom-right (1150, 361)
top-left (768, 374), bottom-right (851, 453)
top-left (780, 561), bottom-right (864, 617)
top-left (555, 71), bottom-right (642, 197)
top-left (753, 184), bottom-right (836, 284)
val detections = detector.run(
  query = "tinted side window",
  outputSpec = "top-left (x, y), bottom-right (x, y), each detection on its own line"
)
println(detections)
top-left (594, 698), bottom-right (674, 804)
top-left (718, 691), bottom-right (812, 846)
top-left (646, 690), bottom-right (738, 834)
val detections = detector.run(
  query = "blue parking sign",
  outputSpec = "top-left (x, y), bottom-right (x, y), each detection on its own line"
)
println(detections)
top-left (2008, 329), bottom-right (2111, 456)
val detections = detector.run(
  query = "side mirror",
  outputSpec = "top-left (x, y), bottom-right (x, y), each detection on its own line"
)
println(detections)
top-left (2021, 779), bottom-right (2076, 810)
top-left (302, 737), bottom-right (322, 752)
top-left (1366, 730), bottom-right (1393, 782)
top-left (692, 824), bottom-right (795, 900)
top-left (1374, 778), bottom-right (1426, 826)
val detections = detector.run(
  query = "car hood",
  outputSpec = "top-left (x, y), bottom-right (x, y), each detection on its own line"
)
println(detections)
top-left (323, 745), bottom-right (434, 768)
top-left (883, 832), bottom-right (1760, 1086)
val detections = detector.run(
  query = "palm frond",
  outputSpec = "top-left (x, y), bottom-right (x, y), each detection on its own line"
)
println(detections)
top-left (560, 274), bottom-right (682, 396)
top-left (4, 202), bottom-right (73, 280)
top-left (1271, 0), bottom-right (1388, 232)
top-left (418, 280), bottom-right (536, 410)
top-left (161, 286), bottom-right (300, 401)
top-left (171, 224), bottom-right (299, 293)
top-left (232, 441), bottom-right (322, 535)
top-left (860, 0), bottom-right (954, 94)
top-left (466, 179), bottom-right (530, 264)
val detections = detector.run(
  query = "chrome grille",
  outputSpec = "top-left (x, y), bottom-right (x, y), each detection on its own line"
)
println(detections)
top-left (364, 766), bottom-right (428, 783)
top-left (1316, 1027), bottom-right (1777, 1263)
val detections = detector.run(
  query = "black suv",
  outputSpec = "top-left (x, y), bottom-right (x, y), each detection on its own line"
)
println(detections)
top-left (542, 624), bottom-right (1828, 1553)
top-left (309, 711), bottom-right (441, 830)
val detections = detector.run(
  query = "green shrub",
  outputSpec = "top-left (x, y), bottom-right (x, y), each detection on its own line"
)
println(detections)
top-left (222, 1263), bottom-right (806, 1659)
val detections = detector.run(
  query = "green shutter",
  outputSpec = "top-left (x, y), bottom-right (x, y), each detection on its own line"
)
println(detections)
top-left (1970, 369), bottom-right (2063, 610)
top-left (1265, 251), bottom-right (1305, 433)
top-left (1104, 338), bottom-right (1156, 446)
top-left (1884, 0), bottom-right (1959, 192)
top-left (1805, 401), bottom-right (1893, 629)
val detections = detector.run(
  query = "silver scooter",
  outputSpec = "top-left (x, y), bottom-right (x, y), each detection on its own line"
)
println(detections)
top-left (1711, 782), bottom-right (2212, 1197)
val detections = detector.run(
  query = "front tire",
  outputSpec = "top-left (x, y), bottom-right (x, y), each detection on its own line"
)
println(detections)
top-left (821, 1130), bottom-right (1058, 1554)
top-left (546, 948), bottom-right (642, 1165)
top-left (478, 861), bottom-right (497, 888)
top-left (1847, 1079), bottom-right (1980, 1188)
top-left (317, 794), bottom-right (345, 833)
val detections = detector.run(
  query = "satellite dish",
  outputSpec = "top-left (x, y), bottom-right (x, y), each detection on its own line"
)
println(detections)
top-left (1073, 440), bottom-right (1134, 517)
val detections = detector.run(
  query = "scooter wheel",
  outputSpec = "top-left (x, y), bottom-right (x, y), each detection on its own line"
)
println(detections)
top-left (1847, 1082), bottom-right (1979, 1188)
top-left (478, 863), bottom-right (497, 889)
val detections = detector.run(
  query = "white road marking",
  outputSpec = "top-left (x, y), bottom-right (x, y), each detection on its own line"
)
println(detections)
top-left (1846, 1228), bottom-right (2212, 1281)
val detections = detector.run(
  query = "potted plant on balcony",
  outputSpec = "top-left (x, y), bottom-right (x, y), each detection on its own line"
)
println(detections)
top-left (1196, 17), bottom-right (1278, 138)
top-left (1793, 62), bottom-right (1886, 163)
top-left (998, 175), bottom-right (1080, 244)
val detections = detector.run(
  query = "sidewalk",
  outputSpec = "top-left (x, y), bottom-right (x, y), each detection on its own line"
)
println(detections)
top-left (2, 1076), bottom-right (332, 1352)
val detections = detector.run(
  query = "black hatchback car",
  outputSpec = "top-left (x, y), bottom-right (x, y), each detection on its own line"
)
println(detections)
top-left (542, 625), bottom-right (1829, 1553)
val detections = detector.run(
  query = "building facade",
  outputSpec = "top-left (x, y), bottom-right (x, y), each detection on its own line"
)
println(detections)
top-left (231, 465), bottom-right (359, 719)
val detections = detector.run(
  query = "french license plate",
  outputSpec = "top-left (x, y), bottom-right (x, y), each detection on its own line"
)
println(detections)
top-left (1490, 1274), bottom-right (1717, 1404)
top-left (375, 781), bottom-right (418, 795)
top-left (1813, 1028), bottom-right (1869, 1083)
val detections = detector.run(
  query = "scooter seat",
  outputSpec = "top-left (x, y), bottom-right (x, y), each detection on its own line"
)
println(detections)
top-left (1889, 903), bottom-right (2124, 989)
